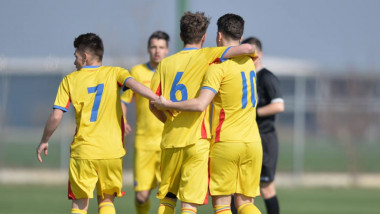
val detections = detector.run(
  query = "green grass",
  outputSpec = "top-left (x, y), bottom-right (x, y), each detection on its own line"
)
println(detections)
top-left (0, 185), bottom-right (379, 214)
top-left (2, 138), bottom-right (380, 173)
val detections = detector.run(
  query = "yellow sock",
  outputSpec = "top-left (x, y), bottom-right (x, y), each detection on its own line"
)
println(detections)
top-left (181, 207), bottom-right (197, 214)
top-left (237, 203), bottom-right (261, 214)
top-left (71, 208), bottom-right (87, 214)
top-left (158, 198), bottom-right (176, 214)
top-left (98, 202), bottom-right (115, 214)
top-left (214, 205), bottom-right (232, 214)
top-left (135, 199), bottom-right (151, 214)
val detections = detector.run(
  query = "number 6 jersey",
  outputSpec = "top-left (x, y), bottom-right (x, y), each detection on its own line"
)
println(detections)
top-left (150, 47), bottom-right (228, 148)
top-left (53, 65), bottom-right (132, 159)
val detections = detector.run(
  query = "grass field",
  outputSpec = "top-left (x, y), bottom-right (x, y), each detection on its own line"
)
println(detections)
top-left (0, 184), bottom-right (379, 214)
top-left (2, 137), bottom-right (380, 173)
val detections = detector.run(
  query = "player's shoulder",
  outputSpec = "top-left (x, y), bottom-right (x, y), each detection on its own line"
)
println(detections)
top-left (131, 63), bottom-right (147, 71)
top-left (258, 68), bottom-right (280, 85)
top-left (259, 68), bottom-right (277, 78)
top-left (130, 63), bottom-right (148, 74)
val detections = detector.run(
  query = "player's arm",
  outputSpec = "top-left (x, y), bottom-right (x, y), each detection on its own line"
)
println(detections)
top-left (222, 43), bottom-right (256, 59)
top-left (152, 89), bottom-right (215, 112)
top-left (36, 108), bottom-right (64, 163)
top-left (121, 102), bottom-right (132, 135)
top-left (125, 78), bottom-right (158, 100)
top-left (149, 102), bottom-right (167, 123)
top-left (257, 101), bottom-right (284, 117)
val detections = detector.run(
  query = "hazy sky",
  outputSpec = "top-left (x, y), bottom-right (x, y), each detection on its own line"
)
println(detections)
top-left (1, 0), bottom-right (379, 71)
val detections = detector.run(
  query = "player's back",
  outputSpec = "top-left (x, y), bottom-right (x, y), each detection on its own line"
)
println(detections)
top-left (56, 66), bottom-right (130, 159)
top-left (151, 47), bottom-right (228, 148)
top-left (202, 56), bottom-right (261, 143)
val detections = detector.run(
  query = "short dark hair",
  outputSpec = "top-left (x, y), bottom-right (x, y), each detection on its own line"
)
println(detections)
top-left (242, 36), bottom-right (262, 52)
top-left (180, 11), bottom-right (210, 45)
top-left (74, 33), bottom-right (104, 61)
top-left (217, 13), bottom-right (244, 40)
top-left (148, 31), bottom-right (170, 48)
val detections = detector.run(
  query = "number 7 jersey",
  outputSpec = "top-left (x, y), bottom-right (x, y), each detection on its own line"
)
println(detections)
top-left (53, 65), bottom-right (132, 159)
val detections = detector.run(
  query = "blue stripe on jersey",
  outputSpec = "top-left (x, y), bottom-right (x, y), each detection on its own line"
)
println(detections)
top-left (250, 70), bottom-right (257, 107)
top-left (241, 72), bottom-right (248, 109)
top-left (201, 86), bottom-right (217, 94)
top-left (146, 62), bottom-right (155, 71)
top-left (53, 105), bottom-right (68, 112)
top-left (87, 84), bottom-right (104, 122)
top-left (121, 100), bottom-right (131, 106)
top-left (182, 47), bottom-right (198, 51)
top-left (220, 46), bottom-right (232, 62)
top-left (82, 65), bottom-right (101, 68)
top-left (122, 77), bottom-right (133, 91)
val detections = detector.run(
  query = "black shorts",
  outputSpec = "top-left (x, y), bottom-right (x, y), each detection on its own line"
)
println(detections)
top-left (260, 131), bottom-right (278, 183)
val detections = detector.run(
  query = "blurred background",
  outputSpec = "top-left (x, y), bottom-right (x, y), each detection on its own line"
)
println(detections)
top-left (0, 0), bottom-right (379, 213)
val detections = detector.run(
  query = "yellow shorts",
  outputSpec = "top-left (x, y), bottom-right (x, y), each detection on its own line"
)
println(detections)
top-left (157, 139), bottom-right (210, 204)
top-left (134, 149), bottom-right (161, 191)
top-left (209, 142), bottom-right (262, 197)
top-left (68, 158), bottom-right (124, 199)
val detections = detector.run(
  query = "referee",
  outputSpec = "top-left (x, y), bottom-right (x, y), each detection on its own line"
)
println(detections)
top-left (232, 37), bottom-right (284, 214)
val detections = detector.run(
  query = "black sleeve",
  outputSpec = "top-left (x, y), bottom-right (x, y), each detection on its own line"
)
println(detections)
top-left (262, 71), bottom-right (282, 101)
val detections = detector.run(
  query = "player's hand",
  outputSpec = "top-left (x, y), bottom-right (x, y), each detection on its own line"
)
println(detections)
top-left (124, 123), bottom-right (132, 136)
top-left (36, 142), bottom-right (49, 163)
top-left (152, 96), bottom-right (171, 110)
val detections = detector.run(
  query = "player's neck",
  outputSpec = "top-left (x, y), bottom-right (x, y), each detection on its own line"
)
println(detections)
top-left (148, 61), bottom-right (158, 69)
top-left (223, 41), bottom-right (240, 47)
top-left (255, 62), bottom-right (263, 71)
top-left (86, 59), bottom-right (102, 66)
top-left (183, 43), bottom-right (202, 49)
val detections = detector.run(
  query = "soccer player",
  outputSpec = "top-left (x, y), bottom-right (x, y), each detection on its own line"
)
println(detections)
top-left (241, 36), bottom-right (284, 214)
top-left (152, 13), bottom-right (262, 214)
top-left (150, 12), bottom-right (257, 214)
top-left (35, 33), bottom-right (158, 214)
top-left (120, 31), bottom-right (170, 214)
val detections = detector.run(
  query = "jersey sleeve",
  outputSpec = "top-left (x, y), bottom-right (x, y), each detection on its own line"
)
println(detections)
top-left (201, 63), bottom-right (224, 94)
top-left (121, 89), bottom-right (133, 105)
top-left (263, 71), bottom-right (283, 102)
top-left (150, 63), bottom-right (162, 96)
top-left (116, 68), bottom-right (133, 91)
top-left (120, 67), bottom-right (137, 104)
top-left (53, 76), bottom-right (71, 112)
top-left (201, 47), bottom-right (228, 63)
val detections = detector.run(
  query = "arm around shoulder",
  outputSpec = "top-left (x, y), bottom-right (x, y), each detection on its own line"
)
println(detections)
top-left (223, 43), bottom-right (255, 59)
top-left (124, 78), bottom-right (158, 100)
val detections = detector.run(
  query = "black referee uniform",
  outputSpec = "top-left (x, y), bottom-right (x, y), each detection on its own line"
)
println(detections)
top-left (256, 68), bottom-right (283, 183)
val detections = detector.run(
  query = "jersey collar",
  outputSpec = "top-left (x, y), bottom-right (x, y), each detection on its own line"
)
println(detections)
top-left (146, 62), bottom-right (155, 71)
top-left (182, 47), bottom-right (198, 51)
top-left (82, 65), bottom-right (101, 68)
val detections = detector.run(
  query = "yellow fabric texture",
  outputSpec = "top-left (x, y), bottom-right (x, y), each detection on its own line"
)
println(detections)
top-left (202, 56), bottom-right (260, 144)
top-left (150, 47), bottom-right (228, 148)
top-left (157, 198), bottom-right (176, 214)
top-left (98, 202), bottom-right (115, 214)
top-left (68, 158), bottom-right (123, 199)
top-left (121, 63), bottom-right (163, 151)
top-left (54, 66), bottom-right (132, 159)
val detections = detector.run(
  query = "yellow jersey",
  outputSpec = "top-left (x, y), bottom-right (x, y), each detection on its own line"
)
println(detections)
top-left (150, 47), bottom-right (229, 148)
top-left (53, 65), bottom-right (132, 159)
top-left (201, 56), bottom-right (261, 143)
top-left (121, 63), bottom-right (163, 150)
